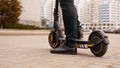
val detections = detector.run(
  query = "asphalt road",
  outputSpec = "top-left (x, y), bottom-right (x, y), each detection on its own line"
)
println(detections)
top-left (0, 32), bottom-right (120, 68)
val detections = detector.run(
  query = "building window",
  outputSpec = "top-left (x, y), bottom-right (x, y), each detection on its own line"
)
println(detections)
top-left (95, 24), bottom-right (97, 26)
top-left (89, 27), bottom-right (92, 29)
top-left (81, 24), bottom-right (84, 26)
top-left (103, 27), bottom-right (105, 29)
top-left (107, 24), bottom-right (110, 26)
top-left (99, 27), bottom-right (101, 30)
top-left (111, 24), bottom-right (113, 26)
top-left (103, 24), bottom-right (106, 26)
top-left (99, 24), bottom-right (102, 26)
top-left (90, 24), bottom-right (93, 26)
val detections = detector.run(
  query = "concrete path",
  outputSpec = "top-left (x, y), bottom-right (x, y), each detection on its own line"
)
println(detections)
top-left (0, 29), bottom-right (120, 68)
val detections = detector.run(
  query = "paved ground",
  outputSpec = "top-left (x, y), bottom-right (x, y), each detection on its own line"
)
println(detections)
top-left (0, 30), bottom-right (120, 68)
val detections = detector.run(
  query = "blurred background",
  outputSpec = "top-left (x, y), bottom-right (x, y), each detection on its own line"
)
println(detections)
top-left (0, 0), bottom-right (120, 33)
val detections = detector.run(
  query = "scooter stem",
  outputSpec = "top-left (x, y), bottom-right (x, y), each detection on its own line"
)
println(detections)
top-left (53, 0), bottom-right (64, 38)
top-left (54, 0), bottom-right (59, 28)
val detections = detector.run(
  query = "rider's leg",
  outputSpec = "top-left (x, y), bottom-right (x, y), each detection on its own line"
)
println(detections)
top-left (50, 0), bottom-right (81, 54)
top-left (77, 20), bottom-right (83, 39)
top-left (60, 0), bottom-right (78, 48)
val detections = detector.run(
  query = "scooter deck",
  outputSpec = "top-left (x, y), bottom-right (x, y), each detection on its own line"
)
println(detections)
top-left (59, 38), bottom-right (93, 48)
top-left (59, 38), bottom-right (92, 44)
top-left (76, 39), bottom-right (92, 44)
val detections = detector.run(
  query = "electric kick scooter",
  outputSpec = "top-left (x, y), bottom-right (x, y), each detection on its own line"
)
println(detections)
top-left (48, 0), bottom-right (109, 57)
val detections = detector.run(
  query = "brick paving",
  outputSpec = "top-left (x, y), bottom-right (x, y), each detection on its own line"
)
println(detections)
top-left (0, 30), bottom-right (120, 68)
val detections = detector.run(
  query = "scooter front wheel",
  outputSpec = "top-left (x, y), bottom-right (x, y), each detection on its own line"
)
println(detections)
top-left (48, 31), bottom-right (60, 49)
top-left (89, 31), bottom-right (108, 57)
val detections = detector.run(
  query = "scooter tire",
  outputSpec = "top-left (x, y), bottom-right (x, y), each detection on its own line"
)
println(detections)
top-left (48, 32), bottom-right (60, 49)
top-left (89, 31), bottom-right (108, 57)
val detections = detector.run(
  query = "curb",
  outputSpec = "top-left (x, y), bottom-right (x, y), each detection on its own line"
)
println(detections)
top-left (0, 29), bottom-right (90, 36)
top-left (0, 29), bottom-right (50, 36)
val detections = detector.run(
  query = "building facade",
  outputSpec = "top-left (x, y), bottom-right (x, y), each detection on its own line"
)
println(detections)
top-left (98, 0), bottom-right (120, 30)
top-left (76, 0), bottom-right (90, 30)
top-left (41, 0), bottom-right (90, 26)
top-left (40, 0), bottom-right (55, 23)
top-left (81, 0), bottom-right (120, 30)
top-left (40, 0), bottom-right (120, 30)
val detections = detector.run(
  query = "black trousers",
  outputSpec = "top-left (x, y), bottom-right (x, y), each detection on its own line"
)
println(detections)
top-left (60, 0), bottom-right (81, 47)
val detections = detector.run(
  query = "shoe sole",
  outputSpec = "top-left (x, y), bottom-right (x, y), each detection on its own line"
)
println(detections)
top-left (50, 50), bottom-right (77, 55)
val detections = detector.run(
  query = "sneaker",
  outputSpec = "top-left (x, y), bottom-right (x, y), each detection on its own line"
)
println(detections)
top-left (50, 45), bottom-right (77, 55)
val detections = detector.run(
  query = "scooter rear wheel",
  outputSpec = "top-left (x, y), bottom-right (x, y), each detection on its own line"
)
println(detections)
top-left (89, 32), bottom-right (108, 57)
top-left (48, 32), bottom-right (60, 49)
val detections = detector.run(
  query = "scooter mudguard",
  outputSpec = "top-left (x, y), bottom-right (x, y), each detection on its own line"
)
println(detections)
top-left (89, 30), bottom-right (109, 45)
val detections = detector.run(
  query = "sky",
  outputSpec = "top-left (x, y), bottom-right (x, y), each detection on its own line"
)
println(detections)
top-left (20, 0), bottom-right (41, 21)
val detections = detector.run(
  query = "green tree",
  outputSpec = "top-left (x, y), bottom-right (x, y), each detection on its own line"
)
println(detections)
top-left (0, 0), bottom-right (22, 28)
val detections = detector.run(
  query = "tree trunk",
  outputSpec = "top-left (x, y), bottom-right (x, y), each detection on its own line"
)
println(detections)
top-left (0, 12), bottom-right (3, 28)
